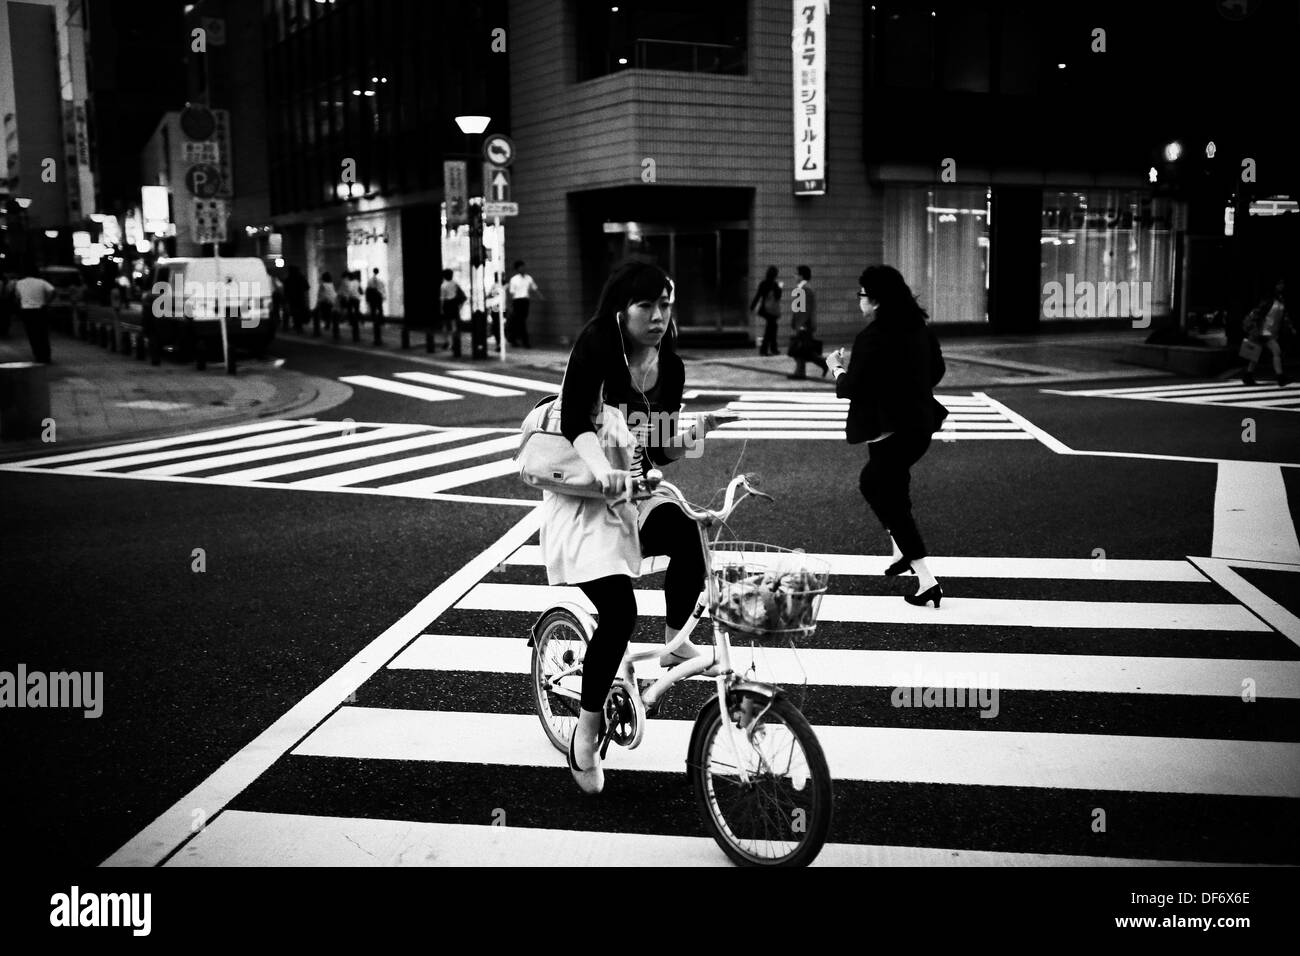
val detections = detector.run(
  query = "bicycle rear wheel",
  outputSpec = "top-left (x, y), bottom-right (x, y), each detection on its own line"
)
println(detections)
top-left (530, 608), bottom-right (590, 753)
top-left (689, 693), bottom-right (832, 867)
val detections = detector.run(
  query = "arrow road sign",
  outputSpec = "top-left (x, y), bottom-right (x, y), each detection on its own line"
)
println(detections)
top-left (485, 166), bottom-right (510, 202)
top-left (482, 134), bottom-right (515, 167)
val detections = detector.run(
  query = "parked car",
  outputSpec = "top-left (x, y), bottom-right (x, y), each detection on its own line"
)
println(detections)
top-left (40, 266), bottom-right (88, 332)
top-left (142, 257), bottom-right (277, 362)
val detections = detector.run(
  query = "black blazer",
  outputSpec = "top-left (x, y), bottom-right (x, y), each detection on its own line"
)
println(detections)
top-left (835, 319), bottom-right (948, 443)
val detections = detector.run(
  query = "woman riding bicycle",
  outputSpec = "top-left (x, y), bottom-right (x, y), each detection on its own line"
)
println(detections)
top-left (539, 260), bottom-right (724, 795)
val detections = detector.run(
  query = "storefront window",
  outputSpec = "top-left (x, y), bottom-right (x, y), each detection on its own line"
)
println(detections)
top-left (884, 186), bottom-right (990, 323)
top-left (1039, 191), bottom-right (1182, 321)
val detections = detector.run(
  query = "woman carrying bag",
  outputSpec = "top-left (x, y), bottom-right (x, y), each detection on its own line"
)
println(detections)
top-left (538, 260), bottom-right (726, 795)
top-left (826, 265), bottom-right (949, 608)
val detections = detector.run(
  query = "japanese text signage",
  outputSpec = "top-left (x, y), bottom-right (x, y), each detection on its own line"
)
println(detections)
top-left (793, 0), bottom-right (827, 195)
top-left (444, 160), bottom-right (468, 228)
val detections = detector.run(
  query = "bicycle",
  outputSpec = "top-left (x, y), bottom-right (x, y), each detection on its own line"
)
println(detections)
top-left (527, 470), bottom-right (834, 867)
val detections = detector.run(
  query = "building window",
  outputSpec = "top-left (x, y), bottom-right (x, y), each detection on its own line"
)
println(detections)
top-left (884, 186), bottom-right (991, 323)
top-left (577, 0), bottom-right (746, 80)
top-left (1039, 191), bottom-right (1181, 322)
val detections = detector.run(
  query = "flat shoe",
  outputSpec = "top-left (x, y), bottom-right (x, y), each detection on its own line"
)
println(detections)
top-left (568, 728), bottom-right (604, 795)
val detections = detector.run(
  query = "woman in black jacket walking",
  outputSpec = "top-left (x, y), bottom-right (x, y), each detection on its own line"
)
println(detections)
top-left (826, 266), bottom-right (948, 607)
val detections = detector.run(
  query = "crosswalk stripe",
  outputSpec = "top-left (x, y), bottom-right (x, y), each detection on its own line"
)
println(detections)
top-left (216, 429), bottom-right (494, 482)
top-left (292, 707), bottom-right (1300, 797)
top-left (394, 371), bottom-right (523, 397)
top-left (137, 424), bottom-right (431, 476)
top-left (339, 375), bottom-right (462, 402)
top-left (1213, 461), bottom-right (1300, 563)
top-left (1058, 381), bottom-right (1249, 396)
top-left (380, 457), bottom-right (520, 495)
top-left (288, 435), bottom-right (521, 489)
top-left (57, 422), bottom-right (352, 472)
top-left (456, 582), bottom-right (1270, 631)
top-left (708, 430), bottom-right (1035, 440)
top-left (714, 409), bottom-right (1008, 421)
top-left (450, 369), bottom-right (561, 392)
top-left (390, 634), bottom-right (1300, 698)
top-left (1202, 395), bottom-right (1300, 409)
top-left (169, 811), bottom-right (1237, 867)
top-left (500, 545), bottom-right (1207, 581)
top-left (0, 419), bottom-right (303, 468)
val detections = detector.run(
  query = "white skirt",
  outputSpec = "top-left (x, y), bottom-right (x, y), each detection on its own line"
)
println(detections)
top-left (538, 490), bottom-right (679, 586)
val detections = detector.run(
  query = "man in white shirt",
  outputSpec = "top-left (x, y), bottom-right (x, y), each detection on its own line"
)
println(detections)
top-left (14, 268), bottom-right (56, 364)
top-left (365, 268), bottom-right (385, 319)
top-left (505, 260), bottom-right (541, 348)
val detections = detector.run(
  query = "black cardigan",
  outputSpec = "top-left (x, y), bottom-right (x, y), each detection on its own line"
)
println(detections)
top-left (834, 319), bottom-right (948, 443)
top-left (559, 323), bottom-right (686, 468)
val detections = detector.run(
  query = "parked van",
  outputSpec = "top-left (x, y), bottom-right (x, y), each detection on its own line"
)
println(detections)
top-left (142, 257), bottom-right (276, 361)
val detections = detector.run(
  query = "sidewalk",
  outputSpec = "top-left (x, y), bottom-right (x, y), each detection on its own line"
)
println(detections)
top-left (0, 320), bottom-right (1192, 462)
top-left (0, 328), bottom-right (344, 461)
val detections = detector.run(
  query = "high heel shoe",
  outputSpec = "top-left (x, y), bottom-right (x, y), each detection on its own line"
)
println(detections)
top-left (904, 583), bottom-right (942, 608)
top-left (884, 557), bottom-right (914, 576)
top-left (568, 727), bottom-right (604, 795)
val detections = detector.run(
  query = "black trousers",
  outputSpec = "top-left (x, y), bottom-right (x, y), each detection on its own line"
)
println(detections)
top-left (859, 430), bottom-right (934, 561)
top-left (21, 308), bottom-right (51, 363)
top-left (575, 503), bottom-right (704, 712)
top-left (508, 298), bottom-right (531, 347)
top-left (760, 316), bottom-right (778, 354)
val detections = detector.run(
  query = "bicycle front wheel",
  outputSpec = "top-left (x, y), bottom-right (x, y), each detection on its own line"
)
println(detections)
top-left (690, 693), bottom-right (833, 867)
top-left (530, 607), bottom-right (590, 753)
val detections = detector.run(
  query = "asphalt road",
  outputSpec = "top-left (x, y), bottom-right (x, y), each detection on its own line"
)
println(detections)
top-left (2, 337), bottom-right (1298, 868)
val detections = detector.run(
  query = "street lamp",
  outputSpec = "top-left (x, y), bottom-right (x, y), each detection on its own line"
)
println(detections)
top-left (454, 114), bottom-right (492, 358)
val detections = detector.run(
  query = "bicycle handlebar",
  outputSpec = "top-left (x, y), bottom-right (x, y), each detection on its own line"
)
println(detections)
top-left (627, 470), bottom-right (772, 524)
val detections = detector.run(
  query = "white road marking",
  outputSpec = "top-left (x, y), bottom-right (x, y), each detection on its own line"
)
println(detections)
top-left (380, 457), bottom-right (520, 495)
top-left (293, 708), bottom-right (1300, 797)
top-left (167, 811), bottom-right (1241, 868)
top-left (391, 633), bottom-right (1300, 698)
top-left (46, 422), bottom-right (351, 472)
top-left (288, 435), bottom-right (520, 490)
top-left (339, 374), bottom-right (462, 402)
top-left (457, 582), bottom-right (1270, 631)
top-left (1212, 461), bottom-right (1300, 564)
top-left (0, 418), bottom-right (302, 468)
top-left (500, 545), bottom-right (1208, 581)
top-left (394, 371), bottom-right (523, 397)
top-left (215, 429), bottom-right (495, 482)
top-left (100, 507), bottom-right (544, 867)
top-left (1189, 558), bottom-right (1300, 649)
top-left (138, 424), bottom-right (431, 476)
top-left (450, 369), bottom-right (561, 392)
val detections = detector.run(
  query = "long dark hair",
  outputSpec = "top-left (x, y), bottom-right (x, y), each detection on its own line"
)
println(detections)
top-left (859, 265), bottom-right (929, 328)
top-left (576, 259), bottom-right (678, 394)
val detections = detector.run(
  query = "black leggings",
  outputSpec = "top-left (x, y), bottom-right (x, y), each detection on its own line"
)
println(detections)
top-left (576, 504), bottom-right (704, 712)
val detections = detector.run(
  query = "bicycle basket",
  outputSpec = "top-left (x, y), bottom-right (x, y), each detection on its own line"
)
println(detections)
top-left (707, 541), bottom-right (830, 645)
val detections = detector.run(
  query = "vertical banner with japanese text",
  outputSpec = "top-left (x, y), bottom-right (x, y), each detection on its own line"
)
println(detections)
top-left (444, 161), bottom-right (469, 228)
top-left (793, 0), bottom-right (827, 195)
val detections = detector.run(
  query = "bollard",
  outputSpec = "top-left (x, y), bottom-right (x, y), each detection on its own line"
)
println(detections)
top-left (0, 361), bottom-right (51, 441)
top-left (373, 316), bottom-right (382, 347)
top-left (312, 309), bottom-right (321, 337)
top-left (427, 323), bottom-right (436, 353)
top-left (400, 321), bottom-right (410, 350)
top-left (350, 315), bottom-right (360, 343)
top-left (331, 313), bottom-right (340, 341)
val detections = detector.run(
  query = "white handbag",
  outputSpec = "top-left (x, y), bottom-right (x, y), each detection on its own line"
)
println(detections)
top-left (516, 385), bottom-right (632, 497)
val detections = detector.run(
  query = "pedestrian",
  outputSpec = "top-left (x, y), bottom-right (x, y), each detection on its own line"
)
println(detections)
top-left (1241, 279), bottom-right (1294, 386)
top-left (14, 265), bottom-right (57, 364)
top-left (365, 268), bottom-right (385, 320)
top-left (439, 268), bottom-right (466, 351)
top-left (826, 265), bottom-right (949, 608)
top-left (538, 259), bottom-right (726, 794)
top-left (506, 259), bottom-right (541, 348)
top-left (285, 265), bottom-right (309, 333)
top-left (315, 271), bottom-right (338, 330)
top-left (750, 265), bottom-right (782, 356)
top-left (787, 264), bottom-right (828, 378)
